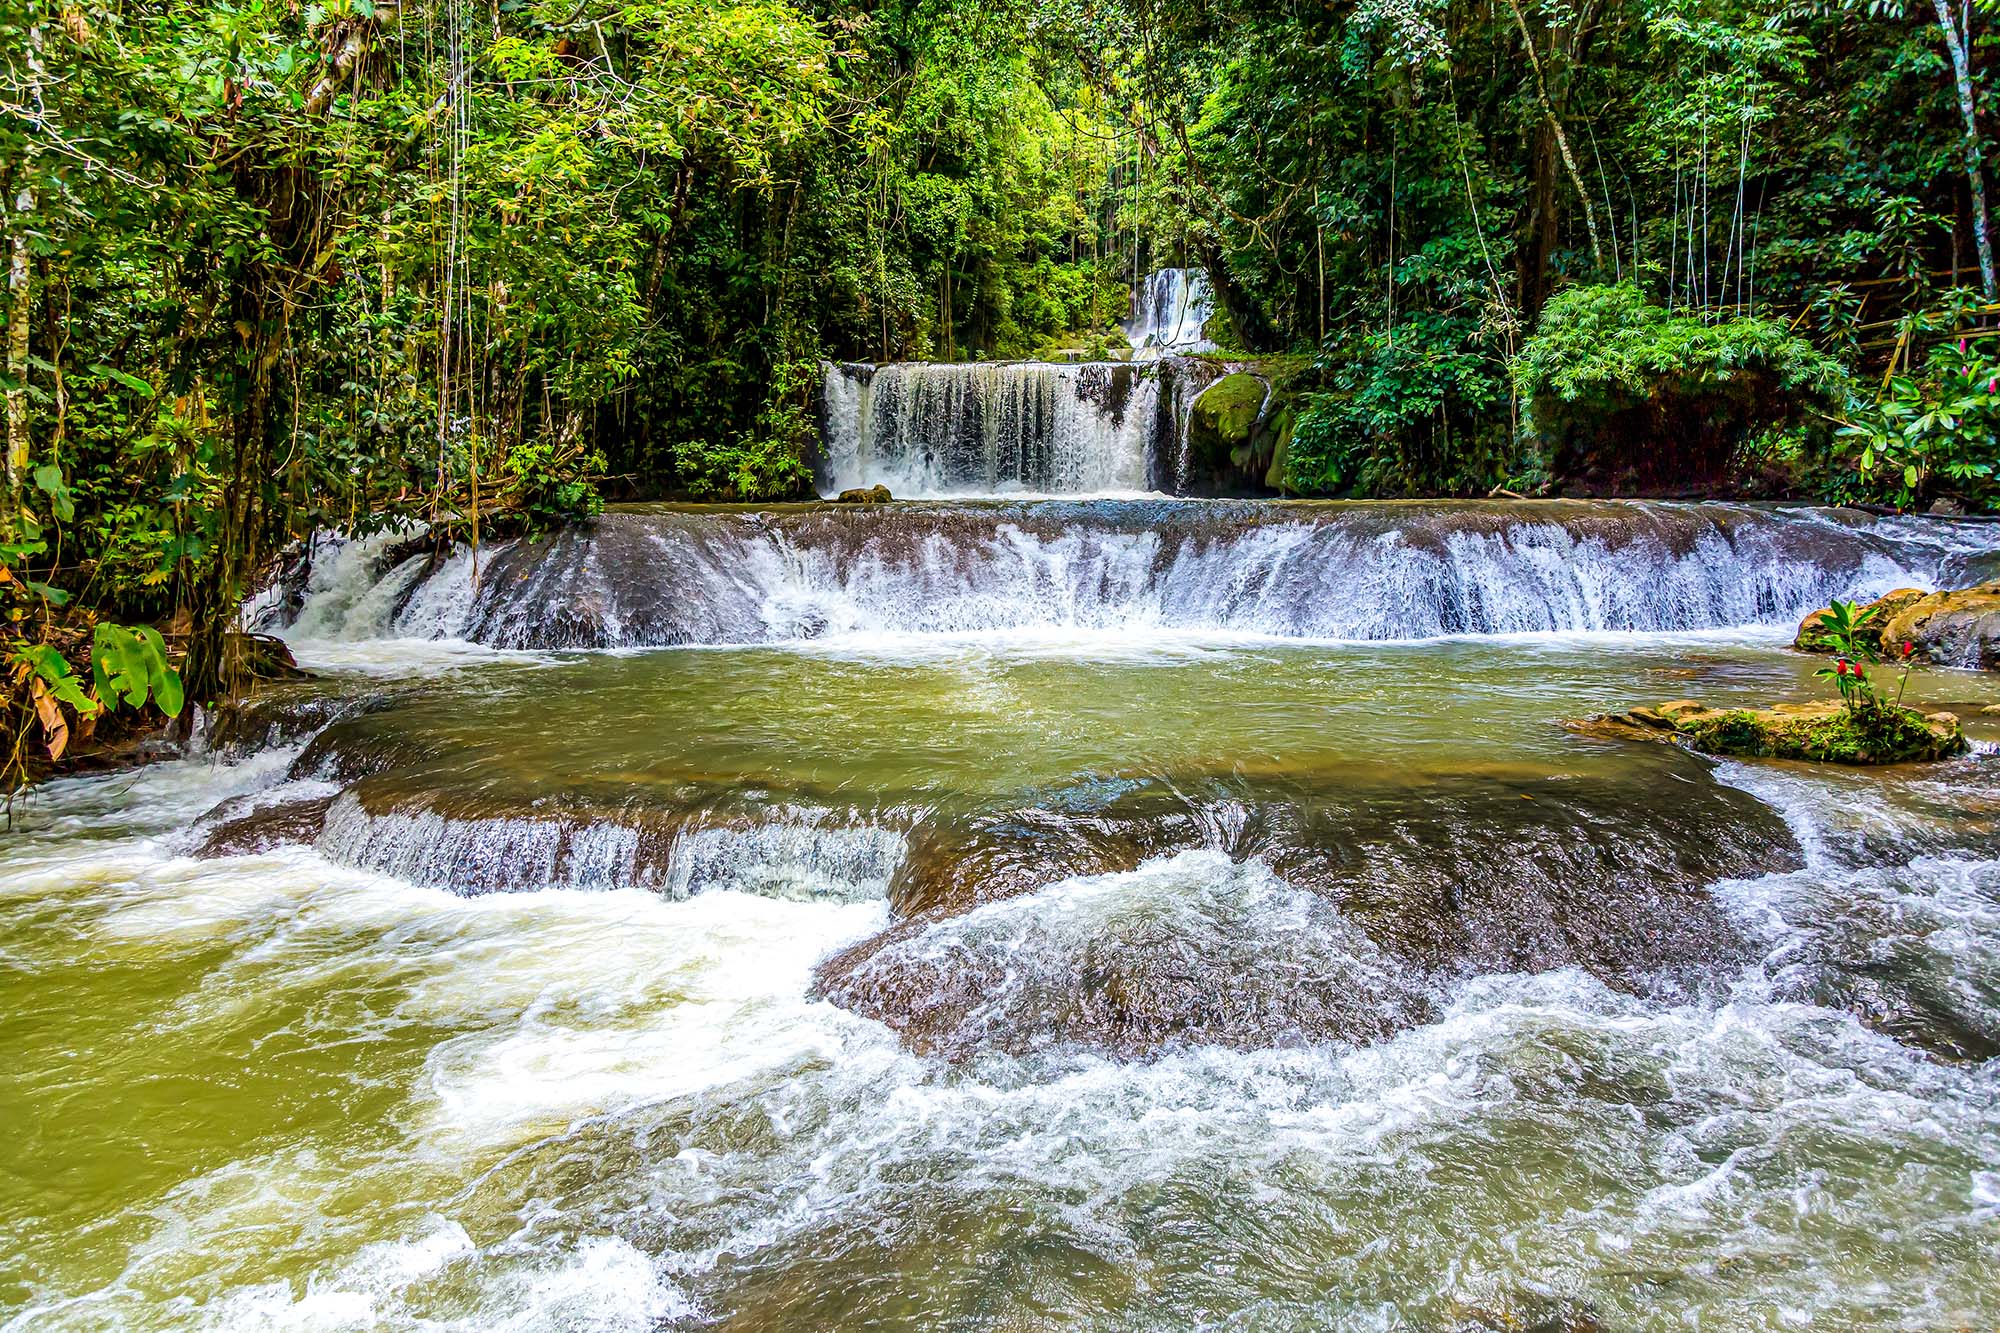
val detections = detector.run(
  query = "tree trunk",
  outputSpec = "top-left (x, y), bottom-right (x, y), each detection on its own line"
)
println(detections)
top-left (1932, 0), bottom-right (1996, 298)
top-left (6, 177), bottom-right (29, 537)
top-left (1501, 0), bottom-right (1602, 273)
top-left (1195, 236), bottom-right (1281, 354)
top-left (5, 13), bottom-right (42, 538)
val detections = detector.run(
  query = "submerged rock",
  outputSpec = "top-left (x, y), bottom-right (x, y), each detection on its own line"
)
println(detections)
top-left (1570, 697), bottom-right (1968, 764)
top-left (818, 765), bottom-right (1783, 1059)
top-left (191, 792), bottom-right (338, 857)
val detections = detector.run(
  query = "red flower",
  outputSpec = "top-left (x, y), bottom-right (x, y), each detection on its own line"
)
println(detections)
top-left (1903, 640), bottom-right (1914, 657)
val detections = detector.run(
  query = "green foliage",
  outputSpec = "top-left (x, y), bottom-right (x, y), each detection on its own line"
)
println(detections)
top-left (1834, 334), bottom-right (2000, 510)
top-left (89, 624), bottom-right (184, 717)
top-left (669, 356), bottom-right (819, 501)
top-left (1287, 313), bottom-right (1515, 495)
top-left (498, 432), bottom-right (608, 534)
top-left (1808, 599), bottom-right (1880, 706)
top-left (1514, 285), bottom-right (1849, 490)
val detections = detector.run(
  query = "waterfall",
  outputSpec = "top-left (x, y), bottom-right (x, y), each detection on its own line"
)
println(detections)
top-left (819, 361), bottom-right (1164, 497)
top-left (272, 500), bottom-right (1979, 651)
top-left (1124, 268), bottom-right (1217, 358)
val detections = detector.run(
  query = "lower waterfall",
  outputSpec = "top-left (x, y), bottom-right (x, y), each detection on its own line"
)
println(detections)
top-left (274, 500), bottom-right (1976, 651)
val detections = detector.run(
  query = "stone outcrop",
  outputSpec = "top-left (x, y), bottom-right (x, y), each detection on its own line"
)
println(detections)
top-left (1185, 372), bottom-right (1268, 471)
top-left (1568, 697), bottom-right (1967, 765)
top-left (1795, 581), bottom-right (2000, 669)
top-left (1794, 588), bottom-right (1927, 654)
top-left (1879, 583), bottom-right (2000, 669)
top-left (834, 484), bottom-right (893, 504)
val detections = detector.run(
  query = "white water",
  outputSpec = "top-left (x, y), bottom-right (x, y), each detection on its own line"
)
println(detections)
top-left (8, 743), bottom-right (2000, 1327)
top-left (819, 362), bottom-right (1162, 496)
top-left (1124, 267), bottom-right (1217, 357)
top-left (309, 790), bottom-right (906, 899)
top-left (272, 503), bottom-right (1958, 651)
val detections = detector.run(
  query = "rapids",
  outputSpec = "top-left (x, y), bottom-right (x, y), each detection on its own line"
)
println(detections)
top-left (7, 497), bottom-right (2000, 1329)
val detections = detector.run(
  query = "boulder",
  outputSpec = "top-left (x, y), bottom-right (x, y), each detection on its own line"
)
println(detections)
top-left (1567, 697), bottom-right (1967, 765)
top-left (1879, 583), bottom-right (2000, 670)
top-left (1794, 588), bottom-right (1927, 655)
top-left (1185, 372), bottom-right (1268, 469)
top-left (834, 484), bottom-right (893, 504)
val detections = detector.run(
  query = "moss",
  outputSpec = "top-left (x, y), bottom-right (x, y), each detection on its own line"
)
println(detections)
top-left (1186, 373), bottom-right (1269, 468)
top-left (1669, 698), bottom-right (1966, 765)
top-left (1263, 407), bottom-right (1296, 492)
top-left (1570, 696), bottom-right (1967, 765)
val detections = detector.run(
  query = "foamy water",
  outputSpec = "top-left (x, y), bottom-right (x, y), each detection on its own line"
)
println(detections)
top-left (5, 645), bottom-right (2000, 1328)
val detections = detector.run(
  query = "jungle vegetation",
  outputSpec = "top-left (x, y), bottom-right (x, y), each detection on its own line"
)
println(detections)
top-left (1, 0), bottom-right (1997, 766)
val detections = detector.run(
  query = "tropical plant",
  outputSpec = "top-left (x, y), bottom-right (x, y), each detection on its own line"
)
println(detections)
top-left (1810, 599), bottom-right (1881, 707)
top-left (1835, 335), bottom-right (2000, 510)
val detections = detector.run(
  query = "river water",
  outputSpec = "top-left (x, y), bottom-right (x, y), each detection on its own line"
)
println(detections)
top-left (5, 500), bottom-right (2000, 1329)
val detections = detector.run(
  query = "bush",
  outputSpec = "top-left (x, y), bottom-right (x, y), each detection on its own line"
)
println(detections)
top-left (1283, 313), bottom-right (1512, 496)
top-left (670, 358), bottom-right (817, 501)
top-left (1514, 284), bottom-right (1848, 494)
top-left (498, 427), bottom-right (607, 532)
top-left (1832, 335), bottom-right (2000, 511)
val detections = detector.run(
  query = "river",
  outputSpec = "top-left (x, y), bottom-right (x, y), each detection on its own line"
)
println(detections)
top-left (4, 497), bottom-right (2000, 1328)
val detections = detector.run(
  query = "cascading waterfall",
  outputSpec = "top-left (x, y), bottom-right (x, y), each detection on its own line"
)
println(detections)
top-left (1123, 267), bottom-right (1218, 357)
top-left (818, 269), bottom-right (1226, 497)
top-left (274, 500), bottom-right (1975, 651)
top-left (819, 361), bottom-right (1166, 496)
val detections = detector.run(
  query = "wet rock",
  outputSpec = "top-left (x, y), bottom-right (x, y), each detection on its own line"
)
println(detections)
top-left (228, 632), bottom-right (311, 681)
top-left (834, 484), bottom-right (893, 504)
top-left (370, 501), bottom-right (1948, 650)
top-left (820, 765), bottom-right (1783, 1059)
top-left (1569, 698), bottom-right (1968, 764)
top-left (817, 852), bottom-right (1436, 1060)
top-left (1185, 373), bottom-right (1268, 471)
top-left (1793, 588), bottom-right (1926, 654)
top-left (1880, 582), bottom-right (2000, 669)
top-left (191, 793), bottom-right (338, 857)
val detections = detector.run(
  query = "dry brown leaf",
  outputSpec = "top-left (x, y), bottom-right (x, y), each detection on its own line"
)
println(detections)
top-left (29, 678), bottom-right (70, 761)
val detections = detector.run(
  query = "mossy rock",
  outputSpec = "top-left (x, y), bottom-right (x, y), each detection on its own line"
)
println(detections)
top-left (1568, 697), bottom-right (1966, 765)
top-left (1263, 406), bottom-right (1297, 493)
top-left (1879, 582), bottom-right (2000, 670)
top-left (1794, 588), bottom-right (1926, 654)
top-left (1186, 373), bottom-right (1268, 468)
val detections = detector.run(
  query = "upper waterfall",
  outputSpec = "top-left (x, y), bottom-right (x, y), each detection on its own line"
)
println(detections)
top-left (1124, 267), bottom-right (1217, 358)
top-left (820, 360), bottom-right (1175, 497)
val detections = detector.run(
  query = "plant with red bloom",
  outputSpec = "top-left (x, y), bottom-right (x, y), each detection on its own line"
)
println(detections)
top-left (1812, 600), bottom-right (1881, 708)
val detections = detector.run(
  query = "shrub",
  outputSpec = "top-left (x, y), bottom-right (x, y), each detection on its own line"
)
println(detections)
top-left (498, 426), bottom-right (607, 533)
top-left (1832, 335), bottom-right (2000, 511)
top-left (671, 358), bottom-right (818, 501)
top-left (1283, 312), bottom-right (1512, 496)
top-left (1514, 284), bottom-right (1848, 494)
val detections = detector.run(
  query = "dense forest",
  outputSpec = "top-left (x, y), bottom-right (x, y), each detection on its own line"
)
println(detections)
top-left (1, 0), bottom-right (1997, 764)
